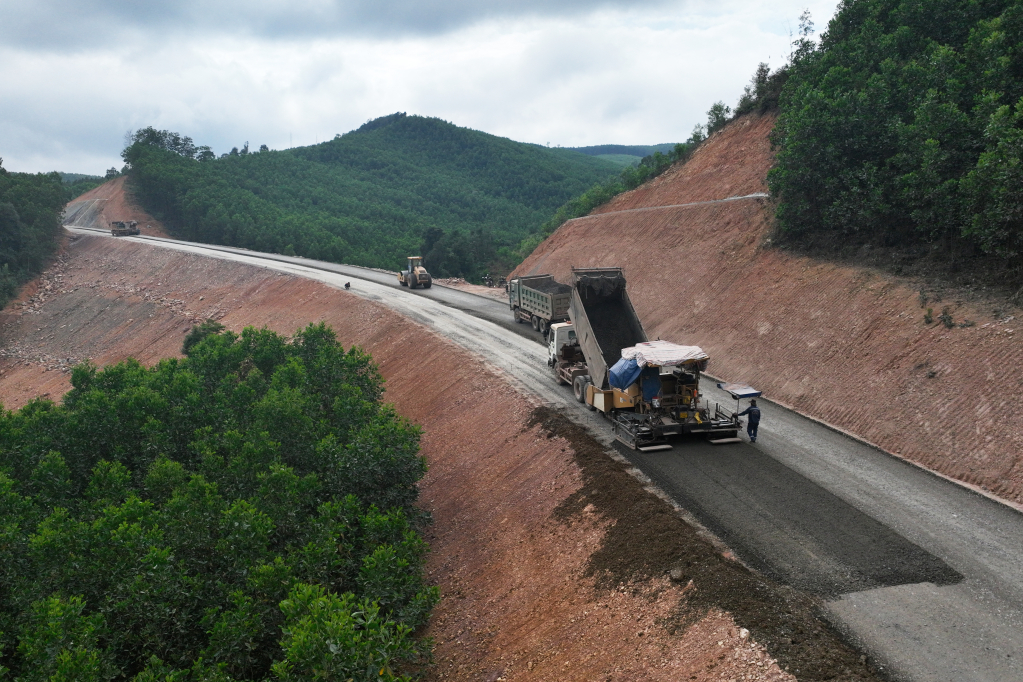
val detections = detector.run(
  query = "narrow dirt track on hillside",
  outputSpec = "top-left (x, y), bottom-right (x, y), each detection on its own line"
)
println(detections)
top-left (0, 234), bottom-right (885, 681)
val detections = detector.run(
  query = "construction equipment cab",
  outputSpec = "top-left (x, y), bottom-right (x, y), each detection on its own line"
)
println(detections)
top-left (397, 256), bottom-right (432, 289)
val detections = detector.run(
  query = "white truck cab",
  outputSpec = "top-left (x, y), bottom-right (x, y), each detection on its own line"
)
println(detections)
top-left (547, 322), bottom-right (577, 365)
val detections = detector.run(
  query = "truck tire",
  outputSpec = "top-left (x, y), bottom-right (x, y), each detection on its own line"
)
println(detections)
top-left (573, 376), bottom-right (587, 403)
top-left (552, 364), bottom-right (566, 385)
top-left (538, 319), bottom-right (548, 335)
top-left (423, 280), bottom-right (432, 289)
top-left (531, 315), bottom-right (539, 331)
top-left (409, 278), bottom-right (418, 289)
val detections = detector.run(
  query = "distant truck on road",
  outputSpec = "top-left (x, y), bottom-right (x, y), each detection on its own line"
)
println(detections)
top-left (548, 267), bottom-right (743, 450)
top-left (507, 274), bottom-right (571, 334)
top-left (110, 220), bottom-right (140, 236)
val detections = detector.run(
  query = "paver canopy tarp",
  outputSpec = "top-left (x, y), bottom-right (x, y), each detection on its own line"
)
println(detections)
top-left (609, 357), bottom-right (642, 389)
top-left (620, 340), bottom-right (709, 368)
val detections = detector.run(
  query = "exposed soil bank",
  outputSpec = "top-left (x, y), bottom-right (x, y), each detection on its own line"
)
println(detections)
top-left (63, 176), bottom-right (169, 237)
top-left (516, 112), bottom-right (1023, 507)
top-left (0, 234), bottom-right (882, 680)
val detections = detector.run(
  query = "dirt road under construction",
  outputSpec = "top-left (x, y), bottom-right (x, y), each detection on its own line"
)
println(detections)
top-left (18, 227), bottom-right (1017, 681)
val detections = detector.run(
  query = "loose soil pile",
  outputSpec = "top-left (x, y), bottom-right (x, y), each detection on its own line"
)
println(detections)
top-left (515, 112), bottom-right (1023, 507)
top-left (0, 234), bottom-right (881, 680)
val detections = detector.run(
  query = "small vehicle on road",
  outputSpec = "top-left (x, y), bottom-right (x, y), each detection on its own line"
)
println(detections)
top-left (397, 256), bottom-right (432, 289)
top-left (110, 220), bottom-right (140, 236)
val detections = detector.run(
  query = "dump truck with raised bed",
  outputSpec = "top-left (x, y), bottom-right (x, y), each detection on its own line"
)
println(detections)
top-left (397, 256), bottom-right (432, 289)
top-left (507, 274), bottom-right (571, 333)
top-left (548, 267), bottom-right (742, 450)
top-left (110, 220), bottom-right (140, 236)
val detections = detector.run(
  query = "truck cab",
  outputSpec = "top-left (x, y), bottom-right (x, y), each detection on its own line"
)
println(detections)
top-left (547, 322), bottom-right (577, 366)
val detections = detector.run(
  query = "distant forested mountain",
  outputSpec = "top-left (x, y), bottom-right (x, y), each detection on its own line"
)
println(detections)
top-left (566, 144), bottom-right (680, 167)
top-left (771, 0), bottom-right (1023, 285)
top-left (566, 143), bottom-right (678, 158)
top-left (122, 114), bottom-right (621, 279)
top-left (0, 160), bottom-right (67, 305)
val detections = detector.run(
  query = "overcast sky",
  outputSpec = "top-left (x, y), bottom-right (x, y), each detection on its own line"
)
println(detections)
top-left (1, 0), bottom-right (838, 175)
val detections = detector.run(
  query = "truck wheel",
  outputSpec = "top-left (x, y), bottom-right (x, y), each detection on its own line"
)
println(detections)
top-left (409, 278), bottom-right (418, 289)
top-left (573, 376), bottom-right (587, 403)
top-left (552, 365), bottom-right (566, 385)
top-left (531, 315), bottom-right (539, 331)
top-left (423, 281), bottom-right (432, 289)
top-left (538, 319), bottom-right (548, 335)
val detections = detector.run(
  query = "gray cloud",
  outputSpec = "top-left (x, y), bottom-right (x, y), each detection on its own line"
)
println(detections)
top-left (3, 0), bottom-right (675, 50)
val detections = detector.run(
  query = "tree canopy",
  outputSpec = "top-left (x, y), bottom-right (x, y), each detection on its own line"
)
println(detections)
top-left (0, 322), bottom-right (437, 680)
top-left (770, 0), bottom-right (1023, 279)
top-left (0, 160), bottom-right (67, 307)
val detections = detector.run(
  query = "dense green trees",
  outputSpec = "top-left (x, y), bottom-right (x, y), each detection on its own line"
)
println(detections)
top-left (770, 0), bottom-right (1023, 277)
top-left (0, 323), bottom-right (436, 680)
top-left (0, 160), bottom-right (67, 307)
top-left (121, 115), bottom-right (620, 281)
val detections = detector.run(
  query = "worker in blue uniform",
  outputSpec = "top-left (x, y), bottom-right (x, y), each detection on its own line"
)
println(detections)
top-left (737, 399), bottom-right (761, 443)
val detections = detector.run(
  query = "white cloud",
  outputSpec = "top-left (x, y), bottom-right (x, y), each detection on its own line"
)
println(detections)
top-left (0, 0), bottom-right (839, 174)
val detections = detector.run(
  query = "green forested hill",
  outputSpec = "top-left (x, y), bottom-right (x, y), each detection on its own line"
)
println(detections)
top-left (123, 114), bottom-right (621, 279)
top-left (770, 0), bottom-right (1023, 283)
top-left (0, 160), bottom-right (67, 305)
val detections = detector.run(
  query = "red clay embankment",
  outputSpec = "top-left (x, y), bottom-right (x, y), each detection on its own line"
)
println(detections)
top-left (516, 112), bottom-right (1023, 506)
top-left (0, 234), bottom-right (805, 681)
top-left (63, 176), bottom-right (169, 236)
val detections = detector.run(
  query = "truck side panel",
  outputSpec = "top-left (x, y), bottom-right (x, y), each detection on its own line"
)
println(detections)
top-left (510, 275), bottom-right (571, 322)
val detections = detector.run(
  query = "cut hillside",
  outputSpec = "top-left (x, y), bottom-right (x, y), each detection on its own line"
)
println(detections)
top-left (515, 111), bottom-right (1023, 507)
top-left (62, 175), bottom-right (169, 237)
top-left (0, 233), bottom-right (884, 681)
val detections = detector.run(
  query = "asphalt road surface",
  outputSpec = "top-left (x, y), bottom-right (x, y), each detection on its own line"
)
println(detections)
top-left (67, 227), bottom-right (1023, 681)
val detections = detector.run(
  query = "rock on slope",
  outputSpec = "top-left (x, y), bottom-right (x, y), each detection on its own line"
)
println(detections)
top-left (515, 112), bottom-right (1023, 506)
top-left (63, 176), bottom-right (169, 236)
top-left (0, 234), bottom-right (826, 681)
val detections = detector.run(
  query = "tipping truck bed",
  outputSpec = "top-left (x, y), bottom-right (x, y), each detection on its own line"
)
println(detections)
top-left (569, 267), bottom-right (647, 389)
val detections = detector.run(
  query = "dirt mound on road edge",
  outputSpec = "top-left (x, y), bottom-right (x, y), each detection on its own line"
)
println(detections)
top-left (516, 111), bottom-right (1023, 507)
top-left (0, 234), bottom-right (880, 681)
top-left (533, 406), bottom-right (876, 681)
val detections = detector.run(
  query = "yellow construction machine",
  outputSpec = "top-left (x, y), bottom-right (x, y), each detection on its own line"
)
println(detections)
top-left (397, 256), bottom-right (432, 289)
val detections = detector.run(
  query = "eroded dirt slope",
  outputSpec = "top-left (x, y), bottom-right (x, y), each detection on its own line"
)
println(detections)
top-left (515, 112), bottom-right (1023, 507)
top-left (63, 176), bottom-right (169, 237)
top-left (0, 234), bottom-right (882, 681)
